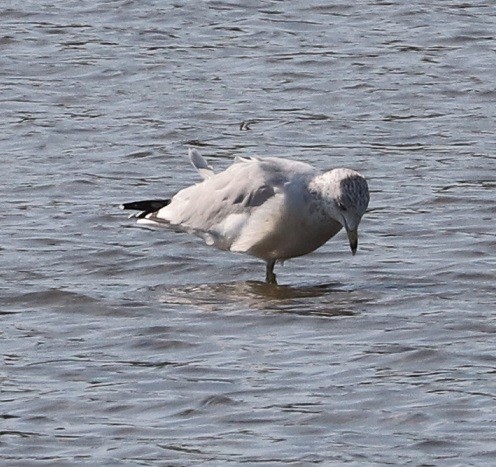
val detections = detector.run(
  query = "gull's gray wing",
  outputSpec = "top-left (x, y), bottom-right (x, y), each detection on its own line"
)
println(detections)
top-left (141, 156), bottom-right (316, 250)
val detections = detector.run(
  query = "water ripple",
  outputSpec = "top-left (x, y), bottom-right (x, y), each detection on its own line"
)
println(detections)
top-left (1, 0), bottom-right (495, 464)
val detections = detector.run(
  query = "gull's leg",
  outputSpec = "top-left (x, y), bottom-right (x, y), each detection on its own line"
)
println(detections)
top-left (265, 259), bottom-right (277, 285)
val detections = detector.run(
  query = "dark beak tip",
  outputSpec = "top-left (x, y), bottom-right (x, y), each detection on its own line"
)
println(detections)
top-left (346, 228), bottom-right (358, 256)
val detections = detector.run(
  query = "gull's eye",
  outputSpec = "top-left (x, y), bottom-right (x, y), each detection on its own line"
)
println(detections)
top-left (338, 202), bottom-right (347, 211)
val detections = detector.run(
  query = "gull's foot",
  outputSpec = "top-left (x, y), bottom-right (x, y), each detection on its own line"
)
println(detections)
top-left (265, 259), bottom-right (278, 285)
top-left (266, 271), bottom-right (277, 285)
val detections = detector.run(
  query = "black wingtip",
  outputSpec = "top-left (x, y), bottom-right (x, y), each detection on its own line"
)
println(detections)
top-left (120, 199), bottom-right (171, 218)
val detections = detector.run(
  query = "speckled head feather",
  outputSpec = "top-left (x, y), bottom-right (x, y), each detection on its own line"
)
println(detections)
top-left (337, 170), bottom-right (370, 216)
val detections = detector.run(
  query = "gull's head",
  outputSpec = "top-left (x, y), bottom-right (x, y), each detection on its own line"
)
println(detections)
top-left (310, 168), bottom-right (370, 255)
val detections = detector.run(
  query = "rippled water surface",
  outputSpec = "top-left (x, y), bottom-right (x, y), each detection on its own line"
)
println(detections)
top-left (2, 1), bottom-right (495, 464)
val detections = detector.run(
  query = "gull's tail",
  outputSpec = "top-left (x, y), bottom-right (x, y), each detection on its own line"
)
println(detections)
top-left (120, 199), bottom-right (170, 219)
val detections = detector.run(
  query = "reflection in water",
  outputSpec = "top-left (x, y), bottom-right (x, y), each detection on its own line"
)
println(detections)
top-left (156, 281), bottom-right (367, 317)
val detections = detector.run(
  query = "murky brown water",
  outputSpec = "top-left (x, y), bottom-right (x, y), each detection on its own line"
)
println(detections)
top-left (2, 1), bottom-right (495, 464)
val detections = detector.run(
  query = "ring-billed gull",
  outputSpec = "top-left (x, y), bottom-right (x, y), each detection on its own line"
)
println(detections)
top-left (121, 148), bottom-right (369, 284)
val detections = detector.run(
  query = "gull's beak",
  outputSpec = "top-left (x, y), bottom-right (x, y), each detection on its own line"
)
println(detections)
top-left (346, 228), bottom-right (358, 256)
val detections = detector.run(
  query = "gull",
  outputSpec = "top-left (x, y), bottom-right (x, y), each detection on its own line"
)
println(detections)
top-left (121, 148), bottom-right (370, 284)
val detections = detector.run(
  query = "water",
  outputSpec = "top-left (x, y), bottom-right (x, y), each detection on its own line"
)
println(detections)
top-left (1, 1), bottom-right (495, 464)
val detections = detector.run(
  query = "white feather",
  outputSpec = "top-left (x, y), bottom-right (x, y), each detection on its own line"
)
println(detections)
top-left (189, 148), bottom-right (214, 180)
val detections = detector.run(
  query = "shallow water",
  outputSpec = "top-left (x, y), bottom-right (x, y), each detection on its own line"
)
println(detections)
top-left (1, 1), bottom-right (495, 465)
